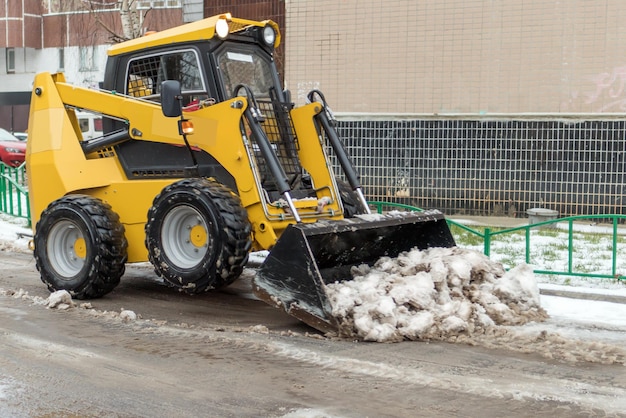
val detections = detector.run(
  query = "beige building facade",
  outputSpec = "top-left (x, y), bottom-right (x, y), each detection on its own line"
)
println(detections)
top-left (285, 0), bottom-right (626, 114)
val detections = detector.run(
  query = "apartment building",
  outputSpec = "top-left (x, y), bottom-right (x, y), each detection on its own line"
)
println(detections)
top-left (0, 1), bottom-right (187, 131)
top-left (0, 0), bottom-right (286, 132)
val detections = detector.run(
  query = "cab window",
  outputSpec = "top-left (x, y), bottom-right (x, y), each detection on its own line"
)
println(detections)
top-left (215, 48), bottom-right (275, 98)
top-left (126, 50), bottom-right (207, 104)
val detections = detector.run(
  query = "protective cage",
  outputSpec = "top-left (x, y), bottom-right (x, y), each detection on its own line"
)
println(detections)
top-left (250, 98), bottom-right (304, 197)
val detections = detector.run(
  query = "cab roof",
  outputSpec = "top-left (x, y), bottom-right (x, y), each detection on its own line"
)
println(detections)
top-left (107, 14), bottom-right (280, 57)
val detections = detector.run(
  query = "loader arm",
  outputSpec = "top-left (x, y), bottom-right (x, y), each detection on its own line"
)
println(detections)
top-left (34, 72), bottom-right (221, 147)
top-left (27, 72), bottom-right (259, 239)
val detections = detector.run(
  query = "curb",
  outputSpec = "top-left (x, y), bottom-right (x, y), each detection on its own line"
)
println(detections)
top-left (540, 288), bottom-right (626, 304)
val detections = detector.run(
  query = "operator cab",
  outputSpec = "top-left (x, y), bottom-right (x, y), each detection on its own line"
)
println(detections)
top-left (101, 15), bottom-right (297, 194)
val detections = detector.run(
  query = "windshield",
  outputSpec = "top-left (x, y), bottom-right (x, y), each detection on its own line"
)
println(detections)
top-left (216, 49), bottom-right (277, 99)
top-left (0, 128), bottom-right (19, 142)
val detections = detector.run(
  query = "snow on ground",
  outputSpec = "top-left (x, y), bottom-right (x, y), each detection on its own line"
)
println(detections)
top-left (455, 217), bottom-right (626, 291)
top-left (0, 214), bottom-right (31, 252)
top-left (2, 213), bottom-right (626, 364)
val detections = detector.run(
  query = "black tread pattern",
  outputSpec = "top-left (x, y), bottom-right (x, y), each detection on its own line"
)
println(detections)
top-left (34, 195), bottom-right (128, 299)
top-left (146, 179), bottom-right (252, 292)
top-left (207, 181), bottom-right (252, 285)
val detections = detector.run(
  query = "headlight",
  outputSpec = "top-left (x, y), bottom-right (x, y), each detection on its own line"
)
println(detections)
top-left (216, 17), bottom-right (230, 39)
top-left (4, 147), bottom-right (21, 153)
top-left (262, 25), bottom-right (276, 46)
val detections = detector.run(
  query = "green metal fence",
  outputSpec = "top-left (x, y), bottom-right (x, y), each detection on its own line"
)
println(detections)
top-left (0, 176), bottom-right (624, 282)
top-left (369, 201), bottom-right (626, 282)
top-left (0, 162), bottom-right (30, 224)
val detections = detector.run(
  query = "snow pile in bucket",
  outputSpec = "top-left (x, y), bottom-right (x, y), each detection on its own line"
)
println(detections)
top-left (326, 247), bottom-right (547, 342)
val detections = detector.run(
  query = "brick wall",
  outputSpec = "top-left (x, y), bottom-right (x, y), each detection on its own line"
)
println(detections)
top-left (204, 1), bottom-right (285, 80)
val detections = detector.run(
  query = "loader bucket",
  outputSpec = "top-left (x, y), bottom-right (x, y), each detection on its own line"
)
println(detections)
top-left (253, 210), bottom-right (455, 333)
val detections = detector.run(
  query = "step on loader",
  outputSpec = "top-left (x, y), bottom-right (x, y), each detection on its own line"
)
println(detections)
top-left (26, 14), bottom-right (455, 332)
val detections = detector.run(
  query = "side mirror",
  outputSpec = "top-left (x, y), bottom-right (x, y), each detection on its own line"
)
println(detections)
top-left (161, 80), bottom-right (182, 117)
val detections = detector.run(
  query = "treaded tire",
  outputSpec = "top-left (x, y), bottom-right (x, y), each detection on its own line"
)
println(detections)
top-left (33, 195), bottom-right (128, 299)
top-left (145, 178), bottom-right (252, 293)
top-left (337, 180), bottom-right (368, 218)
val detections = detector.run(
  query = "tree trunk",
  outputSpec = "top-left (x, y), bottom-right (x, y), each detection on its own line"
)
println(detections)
top-left (119, 0), bottom-right (140, 40)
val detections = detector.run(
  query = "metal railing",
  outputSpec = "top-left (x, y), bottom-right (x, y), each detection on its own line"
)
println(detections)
top-left (0, 162), bottom-right (30, 224)
top-left (1, 175), bottom-right (623, 282)
top-left (451, 215), bottom-right (626, 281)
top-left (369, 201), bottom-right (626, 282)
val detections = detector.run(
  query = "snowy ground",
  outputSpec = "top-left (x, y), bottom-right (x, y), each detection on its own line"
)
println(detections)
top-left (3, 213), bottom-right (626, 365)
top-left (454, 216), bottom-right (626, 291)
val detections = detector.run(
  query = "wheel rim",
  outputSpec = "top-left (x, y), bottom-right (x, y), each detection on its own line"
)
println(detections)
top-left (47, 219), bottom-right (87, 278)
top-left (161, 205), bottom-right (210, 269)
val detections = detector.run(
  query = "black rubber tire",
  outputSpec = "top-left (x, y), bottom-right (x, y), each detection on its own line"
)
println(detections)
top-left (337, 180), bottom-right (368, 218)
top-left (33, 195), bottom-right (128, 299)
top-left (145, 178), bottom-right (252, 293)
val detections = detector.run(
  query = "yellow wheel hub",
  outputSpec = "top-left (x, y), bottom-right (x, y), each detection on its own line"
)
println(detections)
top-left (73, 237), bottom-right (87, 259)
top-left (189, 224), bottom-right (207, 247)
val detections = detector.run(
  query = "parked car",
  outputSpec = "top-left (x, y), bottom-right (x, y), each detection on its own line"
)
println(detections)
top-left (12, 132), bottom-right (27, 141)
top-left (77, 111), bottom-right (103, 140)
top-left (0, 128), bottom-right (27, 167)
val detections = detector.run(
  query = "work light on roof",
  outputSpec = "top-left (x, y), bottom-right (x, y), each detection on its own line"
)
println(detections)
top-left (216, 18), bottom-right (230, 39)
top-left (262, 25), bottom-right (276, 46)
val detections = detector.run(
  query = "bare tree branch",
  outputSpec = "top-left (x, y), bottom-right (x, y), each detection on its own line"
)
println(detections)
top-left (68, 0), bottom-right (181, 43)
top-left (79, 0), bottom-right (142, 42)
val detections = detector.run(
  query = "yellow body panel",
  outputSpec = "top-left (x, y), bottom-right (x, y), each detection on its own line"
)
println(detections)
top-left (87, 180), bottom-right (181, 262)
top-left (27, 14), bottom-right (341, 261)
top-left (26, 71), bottom-right (335, 257)
top-left (26, 72), bottom-right (261, 259)
top-left (291, 103), bottom-right (341, 206)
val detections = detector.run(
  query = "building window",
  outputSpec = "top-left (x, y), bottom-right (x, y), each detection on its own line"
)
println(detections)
top-left (6, 48), bottom-right (15, 73)
top-left (59, 48), bottom-right (65, 71)
top-left (79, 46), bottom-right (96, 71)
top-left (137, 0), bottom-right (181, 8)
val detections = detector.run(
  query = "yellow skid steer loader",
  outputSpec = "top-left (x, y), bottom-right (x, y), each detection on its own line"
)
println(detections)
top-left (26, 14), bottom-right (455, 332)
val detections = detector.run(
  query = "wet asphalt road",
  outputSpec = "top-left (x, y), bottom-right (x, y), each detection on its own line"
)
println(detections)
top-left (1, 250), bottom-right (625, 417)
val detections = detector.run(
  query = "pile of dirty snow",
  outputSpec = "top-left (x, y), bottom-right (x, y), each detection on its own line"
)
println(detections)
top-left (326, 247), bottom-right (547, 342)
